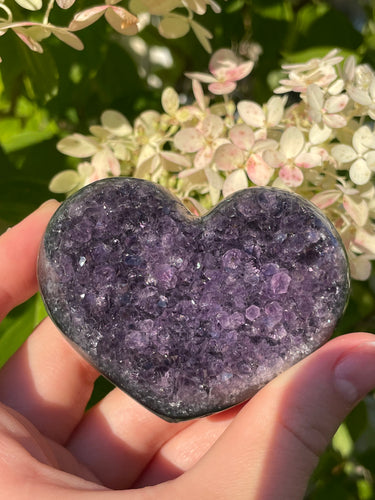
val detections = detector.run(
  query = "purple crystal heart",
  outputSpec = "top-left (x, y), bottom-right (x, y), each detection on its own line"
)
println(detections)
top-left (38, 178), bottom-right (350, 421)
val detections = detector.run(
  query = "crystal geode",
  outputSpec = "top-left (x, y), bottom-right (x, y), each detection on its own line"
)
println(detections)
top-left (38, 178), bottom-right (350, 421)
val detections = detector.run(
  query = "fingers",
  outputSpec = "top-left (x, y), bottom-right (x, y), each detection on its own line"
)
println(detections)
top-left (0, 199), bottom-right (59, 321)
top-left (0, 318), bottom-right (99, 444)
top-left (172, 332), bottom-right (375, 500)
top-left (66, 387), bottom-right (192, 490)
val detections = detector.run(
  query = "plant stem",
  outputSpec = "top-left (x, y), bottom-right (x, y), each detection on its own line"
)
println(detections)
top-left (43, 0), bottom-right (55, 24)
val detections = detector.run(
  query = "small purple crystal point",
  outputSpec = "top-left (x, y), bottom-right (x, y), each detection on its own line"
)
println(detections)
top-left (38, 178), bottom-right (350, 421)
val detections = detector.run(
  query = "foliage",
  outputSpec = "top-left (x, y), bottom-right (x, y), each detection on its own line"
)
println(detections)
top-left (1, 1), bottom-right (375, 498)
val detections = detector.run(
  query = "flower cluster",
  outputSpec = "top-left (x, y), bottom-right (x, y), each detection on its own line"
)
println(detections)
top-left (52, 48), bottom-right (375, 281)
top-left (0, 0), bottom-right (221, 59)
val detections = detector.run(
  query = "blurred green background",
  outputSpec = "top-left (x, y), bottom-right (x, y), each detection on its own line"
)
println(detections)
top-left (1, 0), bottom-right (375, 497)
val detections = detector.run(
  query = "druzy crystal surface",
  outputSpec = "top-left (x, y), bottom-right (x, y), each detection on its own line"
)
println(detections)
top-left (38, 178), bottom-right (350, 421)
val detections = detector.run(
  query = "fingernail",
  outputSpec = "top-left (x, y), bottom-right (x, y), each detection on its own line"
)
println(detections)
top-left (334, 341), bottom-right (375, 404)
top-left (38, 199), bottom-right (59, 212)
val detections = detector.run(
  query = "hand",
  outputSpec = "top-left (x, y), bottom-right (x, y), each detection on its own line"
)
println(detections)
top-left (0, 200), bottom-right (375, 500)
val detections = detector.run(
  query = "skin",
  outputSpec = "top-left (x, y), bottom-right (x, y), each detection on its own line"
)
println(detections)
top-left (0, 199), bottom-right (375, 499)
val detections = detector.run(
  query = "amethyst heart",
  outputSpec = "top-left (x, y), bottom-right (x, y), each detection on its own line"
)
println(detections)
top-left (38, 178), bottom-right (350, 421)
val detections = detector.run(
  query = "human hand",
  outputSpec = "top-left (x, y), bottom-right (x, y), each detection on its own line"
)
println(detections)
top-left (0, 200), bottom-right (375, 500)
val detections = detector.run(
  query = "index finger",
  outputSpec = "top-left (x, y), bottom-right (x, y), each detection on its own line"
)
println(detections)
top-left (0, 200), bottom-right (59, 321)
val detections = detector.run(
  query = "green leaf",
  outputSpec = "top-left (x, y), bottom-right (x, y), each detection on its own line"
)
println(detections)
top-left (332, 423), bottom-right (354, 458)
top-left (0, 294), bottom-right (47, 368)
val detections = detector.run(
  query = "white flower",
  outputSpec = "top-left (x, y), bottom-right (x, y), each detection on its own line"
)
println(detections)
top-left (331, 126), bottom-right (375, 185)
top-left (275, 49), bottom-right (343, 94)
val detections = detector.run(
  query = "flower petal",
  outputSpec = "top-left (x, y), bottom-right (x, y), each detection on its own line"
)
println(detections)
top-left (237, 100), bottom-right (265, 128)
top-left (57, 0), bottom-right (76, 8)
top-left (323, 113), bottom-right (346, 129)
top-left (309, 123), bottom-right (332, 144)
top-left (331, 144), bottom-right (357, 164)
top-left (49, 170), bottom-right (81, 193)
top-left (354, 227), bottom-right (375, 254)
top-left (185, 71), bottom-right (216, 83)
top-left (51, 27), bottom-right (84, 50)
top-left (229, 124), bottom-right (254, 150)
top-left (295, 152), bottom-right (322, 169)
top-left (349, 158), bottom-right (372, 185)
top-left (105, 6), bottom-right (138, 34)
top-left (57, 133), bottom-right (99, 157)
top-left (325, 94), bottom-right (348, 113)
top-left (306, 84), bottom-right (324, 111)
top-left (347, 86), bottom-right (372, 106)
top-left (311, 190), bottom-right (341, 209)
top-left (14, 0), bottom-right (42, 10)
top-left (280, 126), bottom-right (304, 159)
top-left (343, 195), bottom-right (369, 227)
top-left (174, 128), bottom-right (203, 153)
top-left (162, 87), bottom-right (179, 115)
top-left (208, 81), bottom-right (236, 95)
top-left (222, 169), bottom-right (248, 197)
top-left (69, 6), bottom-right (106, 31)
top-left (160, 151), bottom-right (191, 167)
top-left (279, 164), bottom-right (303, 187)
top-left (353, 126), bottom-right (375, 154)
top-left (200, 114), bottom-right (223, 138)
top-left (214, 144), bottom-right (244, 171)
top-left (222, 60), bottom-right (254, 82)
top-left (158, 14), bottom-right (190, 39)
top-left (101, 110), bottom-right (132, 136)
top-left (246, 153), bottom-right (274, 186)
top-left (266, 96), bottom-right (286, 127)
top-left (349, 254), bottom-right (372, 281)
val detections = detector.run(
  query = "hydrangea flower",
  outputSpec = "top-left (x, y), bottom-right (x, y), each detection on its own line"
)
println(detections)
top-left (52, 47), bottom-right (375, 280)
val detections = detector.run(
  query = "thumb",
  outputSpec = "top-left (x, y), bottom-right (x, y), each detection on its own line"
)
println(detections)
top-left (174, 332), bottom-right (375, 500)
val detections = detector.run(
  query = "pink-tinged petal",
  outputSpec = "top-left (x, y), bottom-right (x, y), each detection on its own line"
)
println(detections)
top-left (279, 164), bottom-right (303, 187)
top-left (194, 145), bottom-right (214, 169)
top-left (280, 126), bottom-right (304, 159)
top-left (229, 124), bottom-right (254, 150)
top-left (237, 100), bottom-right (265, 128)
top-left (325, 94), bottom-right (349, 113)
top-left (200, 114), bottom-right (223, 138)
top-left (295, 152), bottom-right (322, 169)
top-left (185, 71), bottom-right (216, 83)
top-left (69, 6), bottom-right (106, 31)
top-left (343, 195), bottom-right (369, 227)
top-left (222, 169), bottom-right (248, 198)
top-left (246, 153), bottom-right (274, 186)
top-left (309, 123), bottom-right (332, 145)
top-left (306, 84), bottom-right (324, 111)
top-left (160, 151), bottom-right (191, 168)
top-left (192, 79), bottom-right (206, 111)
top-left (311, 190), bottom-right (341, 209)
top-left (331, 144), bottom-right (357, 164)
top-left (209, 48), bottom-right (237, 78)
top-left (56, 0), bottom-right (76, 8)
top-left (174, 128), bottom-right (203, 153)
top-left (51, 27), bottom-right (84, 50)
top-left (205, 167), bottom-right (224, 191)
top-left (105, 6), bottom-right (138, 34)
top-left (214, 144), bottom-right (244, 171)
top-left (14, 30), bottom-right (43, 52)
top-left (354, 227), bottom-right (375, 254)
top-left (263, 149), bottom-right (286, 169)
top-left (92, 149), bottom-right (121, 177)
top-left (221, 60), bottom-right (254, 82)
top-left (208, 81), bottom-right (236, 95)
top-left (323, 113), bottom-right (346, 129)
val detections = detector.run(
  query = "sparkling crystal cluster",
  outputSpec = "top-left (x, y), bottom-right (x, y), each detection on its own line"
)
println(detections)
top-left (38, 178), bottom-right (350, 421)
